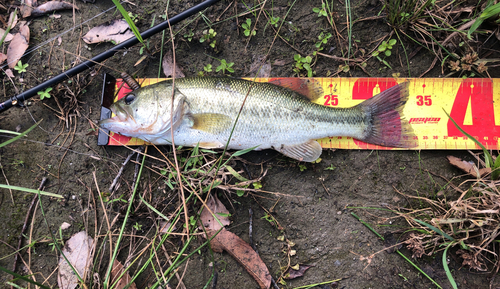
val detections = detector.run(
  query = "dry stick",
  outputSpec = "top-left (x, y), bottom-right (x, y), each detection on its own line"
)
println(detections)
top-left (12, 177), bottom-right (46, 279)
top-left (109, 150), bottom-right (136, 192)
top-left (162, 4), bottom-right (190, 238)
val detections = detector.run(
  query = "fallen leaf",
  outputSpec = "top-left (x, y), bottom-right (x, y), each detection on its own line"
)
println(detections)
top-left (5, 69), bottom-right (14, 78)
top-left (162, 53), bottom-right (185, 78)
top-left (200, 194), bottom-right (230, 231)
top-left (110, 261), bottom-right (137, 289)
top-left (201, 194), bottom-right (270, 289)
top-left (0, 53), bottom-right (6, 64)
top-left (31, 1), bottom-right (78, 17)
top-left (49, 14), bottom-right (62, 19)
top-left (20, 0), bottom-right (37, 18)
top-left (57, 231), bottom-right (94, 289)
top-left (8, 11), bottom-right (18, 29)
top-left (447, 156), bottom-right (491, 178)
top-left (60, 222), bottom-right (71, 230)
top-left (208, 228), bottom-right (271, 289)
top-left (273, 59), bottom-right (287, 66)
top-left (0, 28), bottom-right (14, 42)
top-left (57, 36), bottom-right (62, 45)
top-left (7, 24), bottom-right (30, 69)
top-left (159, 220), bottom-right (177, 233)
top-left (284, 264), bottom-right (313, 279)
top-left (82, 19), bottom-right (134, 44)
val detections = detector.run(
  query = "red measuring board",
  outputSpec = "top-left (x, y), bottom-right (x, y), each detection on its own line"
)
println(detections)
top-left (99, 77), bottom-right (500, 150)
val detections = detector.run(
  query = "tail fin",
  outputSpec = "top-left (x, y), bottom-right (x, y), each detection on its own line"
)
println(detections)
top-left (357, 82), bottom-right (416, 148)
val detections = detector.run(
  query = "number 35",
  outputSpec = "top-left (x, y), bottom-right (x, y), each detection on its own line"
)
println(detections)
top-left (416, 95), bottom-right (432, 106)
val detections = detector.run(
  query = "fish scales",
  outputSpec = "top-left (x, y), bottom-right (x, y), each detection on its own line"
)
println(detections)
top-left (99, 77), bottom-right (415, 162)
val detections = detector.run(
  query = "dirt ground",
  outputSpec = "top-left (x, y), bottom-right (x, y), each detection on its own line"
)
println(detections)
top-left (1, 0), bottom-right (500, 288)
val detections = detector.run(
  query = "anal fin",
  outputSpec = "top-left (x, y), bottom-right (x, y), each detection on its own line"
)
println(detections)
top-left (274, 140), bottom-right (322, 162)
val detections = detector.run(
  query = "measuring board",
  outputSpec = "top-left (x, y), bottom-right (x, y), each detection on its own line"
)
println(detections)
top-left (98, 75), bottom-right (500, 150)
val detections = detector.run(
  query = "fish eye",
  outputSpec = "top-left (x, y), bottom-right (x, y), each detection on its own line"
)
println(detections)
top-left (124, 93), bottom-right (136, 105)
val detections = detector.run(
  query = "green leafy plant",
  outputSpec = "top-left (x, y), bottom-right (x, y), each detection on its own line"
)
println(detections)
top-left (200, 28), bottom-right (217, 48)
top-left (314, 31), bottom-right (332, 53)
top-left (37, 87), bottom-right (52, 100)
top-left (133, 222), bottom-right (142, 231)
top-left (313, 3), bottom-right (328, 17)
top-left (242, 18), bottom-right (256, 37)
top-left (216, 59), bottom-right (234, 74)
top-left (269, 16), bottom-right (280, 27)
top-left (14, 60), bottom-right (28, 73)
top-left (293, 54), bottom-right (313, 77)
top-left (372, 39), bottom-right (397, 69)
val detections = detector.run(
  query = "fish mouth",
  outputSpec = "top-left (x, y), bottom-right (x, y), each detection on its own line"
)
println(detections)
top-left (98, 104), bottom-right (131, 128)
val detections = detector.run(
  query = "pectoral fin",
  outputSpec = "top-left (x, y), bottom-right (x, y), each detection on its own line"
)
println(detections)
top-left (191, 113), bottom-right (233, 135)
top-left (274, 140), bottom-right (322, 162)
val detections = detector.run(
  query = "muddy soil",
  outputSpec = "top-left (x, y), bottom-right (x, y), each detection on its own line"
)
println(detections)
top-left (1, 0), bottom-right (499, 288)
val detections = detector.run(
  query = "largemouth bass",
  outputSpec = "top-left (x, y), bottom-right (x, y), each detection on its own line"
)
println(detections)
top-left (99, 77), bottom-right (415, 162)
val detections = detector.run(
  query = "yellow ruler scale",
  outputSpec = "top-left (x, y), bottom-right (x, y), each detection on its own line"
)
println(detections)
top-left (99, 77), bottom-right (500, 150)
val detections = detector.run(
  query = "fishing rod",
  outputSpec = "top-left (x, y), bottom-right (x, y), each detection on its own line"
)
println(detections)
top-left (0, 0), bottom-right (221, 113)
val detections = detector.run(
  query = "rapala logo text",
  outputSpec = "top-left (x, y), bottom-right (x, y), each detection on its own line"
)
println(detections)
top-left (409, 117), bottom-right (441, 124)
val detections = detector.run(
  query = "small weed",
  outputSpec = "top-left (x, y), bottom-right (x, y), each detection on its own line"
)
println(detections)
top-left (324, 164), bottom-right (336, 171)
top-left (315, 32), bottom-right (332, 52)
top-left (204, 63), bottom-right (213, 73)
top-left (269, 16), bottom-right (280, 27)
top-left (37, 87), bottom-right (52, 100)
top-left (14, 60), bottom-right (29, 74)
top-left (183, 29), bottom-right (194, 42)
top-left (48, 227), bottom-right (64, 252)
top-left (292, 54), bottom-right (313, 77)
top-left (133, 222), bottom-right (142, 231)
top-left (127, 11), bottom-right (139, 23)
top-left (200, 28), bottom-right (217, 48)
top-left (372, 39), bottom-right (397, 69)
top-left (313, 3), bottom-right (328, 18)
top-left (298, 164), bottom-right (307, 172)
top-left (216, 59), bottom-right (234, 75)
top-left (242, 18), bottom-right (256, 37)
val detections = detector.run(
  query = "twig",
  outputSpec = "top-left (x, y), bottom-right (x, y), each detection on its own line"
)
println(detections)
top-left (0, 161), bottom-right (13, 204)
top-left (109, 150), bottom-right (136, 192)
top-left (130, 147), bottom-right (144, 194)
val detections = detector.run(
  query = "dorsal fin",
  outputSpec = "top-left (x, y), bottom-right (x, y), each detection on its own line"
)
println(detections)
top-left (268, 78), bottom-right (324, 101)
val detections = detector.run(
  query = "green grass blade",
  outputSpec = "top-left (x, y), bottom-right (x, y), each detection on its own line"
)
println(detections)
top-left (0, 184), bottom-right (63, 198)
top-left (0, 266), bottom-right (51, 289)
top-left (0, 120), bottom-right (41, 148)
top-left (468, 3), bottom-right (500, 39)
top-left (442, 243), bottom-right (458, 289)
top-left (443, 109), bottom-right (494, 168)
top-left (414, 218), bottom-right (455, 241)
top-left (111, 0), bottom-right (144, 44)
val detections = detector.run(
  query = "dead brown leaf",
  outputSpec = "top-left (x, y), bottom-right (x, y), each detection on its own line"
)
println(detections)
top-left (201, 194), bottom-right (270, 289)
top-left (110, 261), bottom-right (137, 289)
top-left (82, 19), bottom-right (134, 44)
top-left (5, 69), bottom-right (14, 78)
top-left (0, 28), bottom-right (14, 42)
top-left (57, 231), bottom-right (94, 289)
top-left (20, 0), bottom-right (37, 18)
top-left (208, 229), bottom-right (271, 289)
top-left (447, 156), bottom-right (491, 178)
top-left (0, 53), bottom-right (6, 64)
top-left (31, 1), bottom-right (78, 17)
top-left (284, 264), bottom-right (313, 279)
top-left (200, 194), bottom-right (230, 231)
top-left (162, 53), bottom-right (185, 78)
top-left (7, 24), bottom-right (29, 69)
top-left (7, 11), bottom-right (18, 29)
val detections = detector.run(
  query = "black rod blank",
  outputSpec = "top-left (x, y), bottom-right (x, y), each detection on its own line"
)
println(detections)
top-left (0, 0), bottom-right (221, 113)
